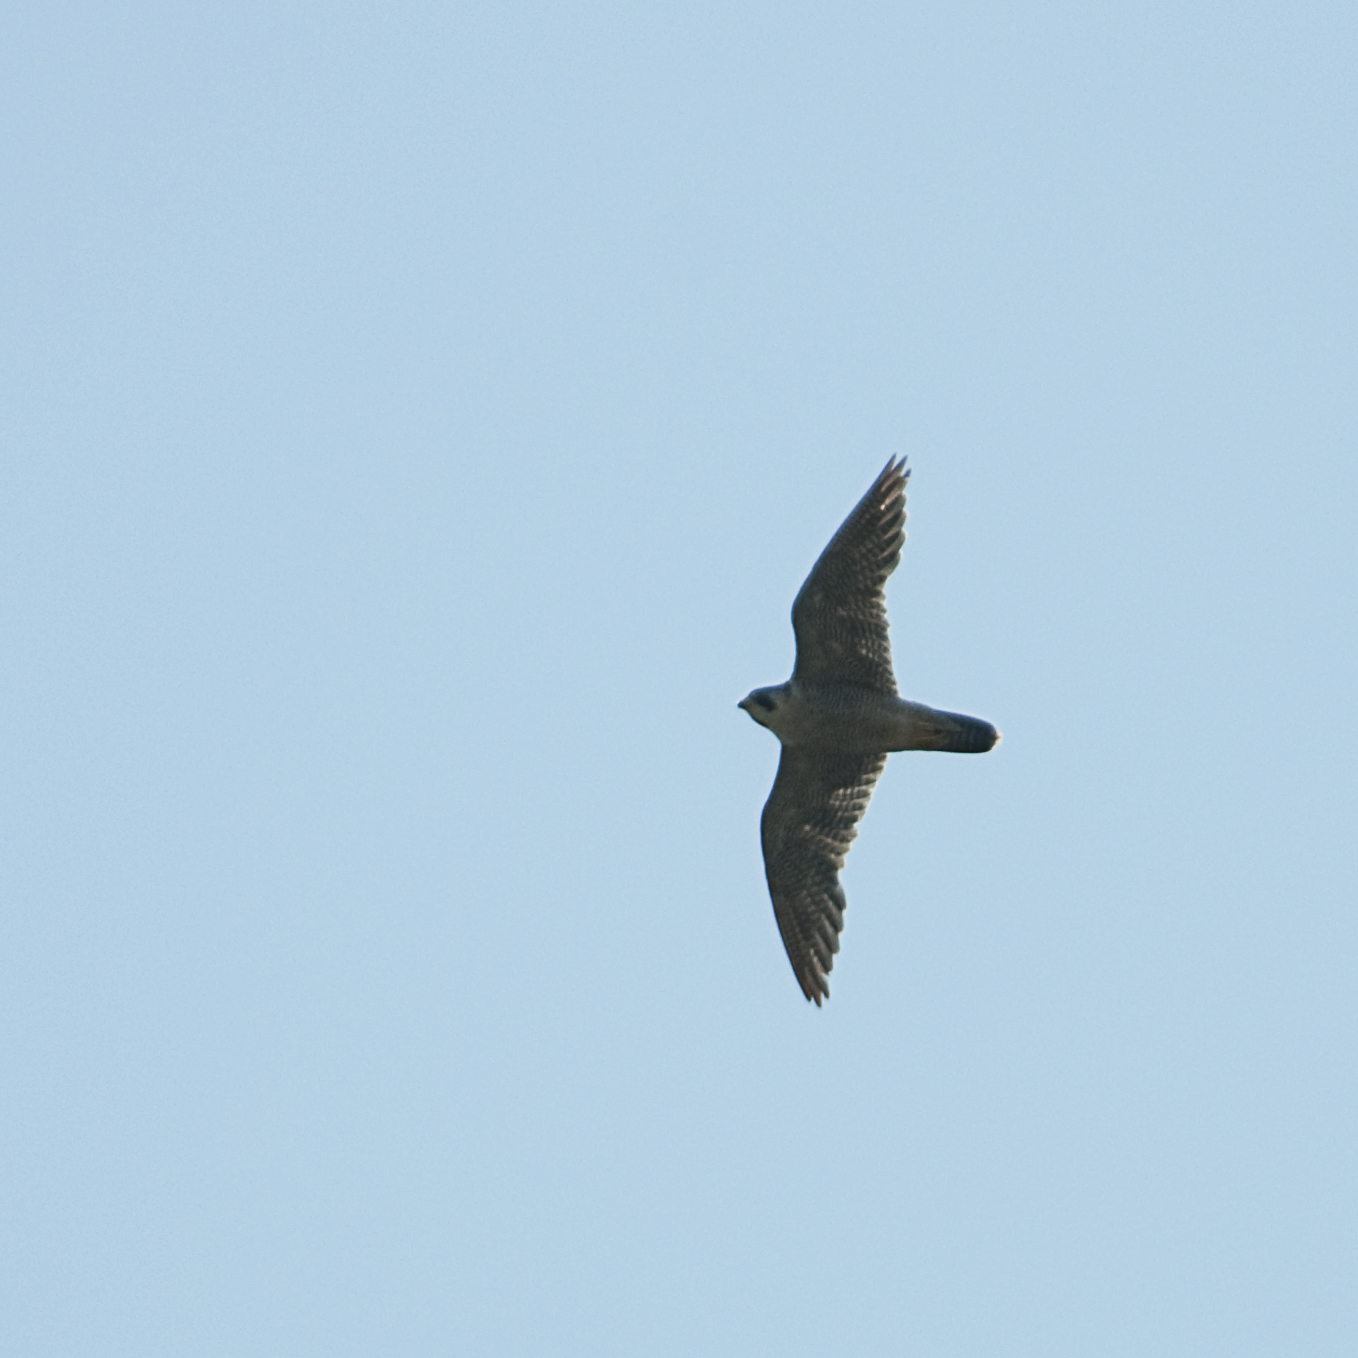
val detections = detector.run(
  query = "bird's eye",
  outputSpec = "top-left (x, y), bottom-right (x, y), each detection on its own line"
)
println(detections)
top-left (754, 694), bottom-right (776, 712)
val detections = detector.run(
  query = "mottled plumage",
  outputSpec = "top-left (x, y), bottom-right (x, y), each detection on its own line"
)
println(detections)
top-left (739, 458), bottom-right (999, 1004)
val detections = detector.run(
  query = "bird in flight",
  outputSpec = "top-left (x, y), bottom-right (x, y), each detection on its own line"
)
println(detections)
top-left (739, 458), bottom-right (999, 1004)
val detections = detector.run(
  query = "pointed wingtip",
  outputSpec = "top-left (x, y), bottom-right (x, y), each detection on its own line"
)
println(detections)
top-left (801, 970), bottom-right (830, 1006)
top-left (792, 962), bottom-right (830, 1006)
top-left (881, 456), bottom-right (910, 498)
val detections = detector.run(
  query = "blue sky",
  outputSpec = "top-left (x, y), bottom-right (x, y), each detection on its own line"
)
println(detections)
top-left (4, 2), bottom-right (1356, 1353)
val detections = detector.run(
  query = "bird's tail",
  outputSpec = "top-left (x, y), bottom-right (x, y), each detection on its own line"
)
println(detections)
top-left (910, 707), bottom-right (1001, 753)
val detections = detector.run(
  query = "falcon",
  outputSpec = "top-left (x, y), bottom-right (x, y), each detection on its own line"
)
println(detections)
top-left (739, 458), bottom-right (999, 1004)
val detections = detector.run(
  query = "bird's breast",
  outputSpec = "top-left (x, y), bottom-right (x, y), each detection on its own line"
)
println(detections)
top-left (771, 684), bottom-right (916, 753)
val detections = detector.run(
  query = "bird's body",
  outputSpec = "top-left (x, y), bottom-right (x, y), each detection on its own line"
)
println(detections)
top-left (739, 458), bottom-right (999, 1005)
top-left (742, 681), bottom-right (996, 755)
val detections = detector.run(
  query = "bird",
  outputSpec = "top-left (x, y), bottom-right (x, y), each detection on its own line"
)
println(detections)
top-left (739, 457), bottom-right (999, 1005)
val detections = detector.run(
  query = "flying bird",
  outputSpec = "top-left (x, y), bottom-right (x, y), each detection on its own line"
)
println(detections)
top-left (739, 458), bottom-right (999, 1004)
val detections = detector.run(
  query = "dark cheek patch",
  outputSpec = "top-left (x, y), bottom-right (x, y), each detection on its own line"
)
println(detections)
top-left (755, 694), bottom-right (776, 712)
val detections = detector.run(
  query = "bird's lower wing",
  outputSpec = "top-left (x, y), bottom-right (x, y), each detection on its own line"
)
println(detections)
top-left (760, 747), bottom-right (887, 1005)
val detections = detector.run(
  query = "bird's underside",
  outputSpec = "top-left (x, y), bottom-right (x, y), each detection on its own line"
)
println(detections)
top-left (739, 457), bottom-right (999, 1005)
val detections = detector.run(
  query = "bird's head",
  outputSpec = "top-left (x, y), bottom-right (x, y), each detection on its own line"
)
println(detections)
top-left (738, 685), bottom-right (785, 731)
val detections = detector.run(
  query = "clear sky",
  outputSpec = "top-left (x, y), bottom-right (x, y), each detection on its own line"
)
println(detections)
top-left (4, 2), bottom-right (1356, 1354)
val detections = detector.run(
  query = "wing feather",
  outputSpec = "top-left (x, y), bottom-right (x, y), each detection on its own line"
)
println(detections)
top-left (791, 457), bottom-right (908, 694)
top-left (760, 747), bottom-right (888, 1005)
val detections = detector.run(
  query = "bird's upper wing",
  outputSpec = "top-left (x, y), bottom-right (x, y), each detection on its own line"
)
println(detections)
top-left (791, 457), bottom-right (908, 694)
top-left (760, 746), bottom-right (888, 1005)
